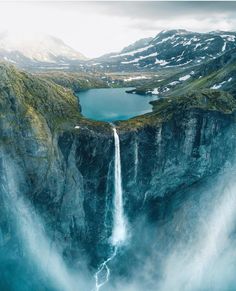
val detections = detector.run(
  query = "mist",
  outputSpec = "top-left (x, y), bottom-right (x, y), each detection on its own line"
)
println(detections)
top-left (1, 142), bottom-right (236, 291)
top-left (0, 154), bottom-right (92, 291)
top-left (102, 163), bottom-right (236, 291)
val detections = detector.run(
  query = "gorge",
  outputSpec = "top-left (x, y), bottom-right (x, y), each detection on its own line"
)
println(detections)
top-left (94, 126), bottom-right (127, 291)
top-left (1, 55), bottom-right (236, 291)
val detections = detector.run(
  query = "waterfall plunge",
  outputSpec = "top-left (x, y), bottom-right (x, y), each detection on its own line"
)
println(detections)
top-left (134, 139), bottom-right (138, 182)
top-left (111, 127), bottom-right (127, 246)
top-left (94, 127), bottom-right (127, 291)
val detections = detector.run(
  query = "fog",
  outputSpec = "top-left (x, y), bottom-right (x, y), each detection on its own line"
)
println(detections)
top-left (1, 155), bottom-right (91, 291)
top-left (1, 2), bottom-right (236, 58)
top-left (1, 152), bottom-right (236, 291)
top-left (159, 169), bottom-right (236, 291)
top-left (105, 164), bottom-right (236, 291)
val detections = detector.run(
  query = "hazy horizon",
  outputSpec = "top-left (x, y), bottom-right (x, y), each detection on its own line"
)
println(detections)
top-left (0, 1), bottom-right (236, 58)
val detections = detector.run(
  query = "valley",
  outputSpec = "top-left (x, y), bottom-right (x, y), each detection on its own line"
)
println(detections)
top-left (1, 20), bottom-right (236, 291)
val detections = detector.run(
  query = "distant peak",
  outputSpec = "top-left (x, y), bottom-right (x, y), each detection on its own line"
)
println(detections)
top-left (160, 29), bottom-right (189, 35)
top-left (209, 30), bottom-right (236, 35)
top-left (153, 29), bottom-right (191, 41)
top-left (0, 30), bottom-right (87, 62)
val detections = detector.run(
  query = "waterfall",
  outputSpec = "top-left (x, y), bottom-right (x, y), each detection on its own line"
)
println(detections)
top-left (111, 127), bottom-right (127, 246)
top-left (94, 126), bottom-right (127, 291)
top-left (134, 139), bottom-right (138, 182)
top-left (94, 247), bottom-right (117, 291)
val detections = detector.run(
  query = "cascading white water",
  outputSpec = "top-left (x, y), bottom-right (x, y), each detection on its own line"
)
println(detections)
top-left (94, 127), bottom-right (127, 291)
top-left (111, 127), bottom-right (127, 246)
top-left (134, 139), bottom-right (138, 182)
top-left (94, 247), bottom-right (117, 291)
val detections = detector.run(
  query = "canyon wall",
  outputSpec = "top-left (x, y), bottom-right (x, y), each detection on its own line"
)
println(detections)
top-left (1, 64), bottom-right (236, 289)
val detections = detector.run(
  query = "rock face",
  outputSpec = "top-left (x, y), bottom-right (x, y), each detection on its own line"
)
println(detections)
top-left (120, 108), bottom-right (236, 215)
top-left (1, 63), bottom-right (236, 288)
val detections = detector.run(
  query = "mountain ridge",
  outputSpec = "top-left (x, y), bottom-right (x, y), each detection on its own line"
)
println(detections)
top-left (89, 29), bottom-right (236, 72)
top-left (1, 29), bottom-right (236, 73)
top-left (0, 31), bottom-right (87, 70)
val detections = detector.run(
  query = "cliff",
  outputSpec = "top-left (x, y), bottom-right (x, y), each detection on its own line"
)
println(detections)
top-left (1, 63), bottom-right (236, 288)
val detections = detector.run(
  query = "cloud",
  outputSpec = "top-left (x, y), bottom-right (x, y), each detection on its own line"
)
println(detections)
top-left (91, 2), bottom-right (236, 21)
top-left (0, 2), bottom-right (236, 58)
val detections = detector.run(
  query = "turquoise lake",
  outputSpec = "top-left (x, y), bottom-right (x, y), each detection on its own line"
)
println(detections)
top-left (76, 88), bottom-right (157, 121)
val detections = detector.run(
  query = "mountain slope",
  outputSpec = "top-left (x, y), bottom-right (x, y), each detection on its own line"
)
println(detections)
top-left (90, 29), bottom-right (236, 72)
top-left (127, 47), bottom-right (236, 96)
top-left (0, 31), bottom-right (87, 70)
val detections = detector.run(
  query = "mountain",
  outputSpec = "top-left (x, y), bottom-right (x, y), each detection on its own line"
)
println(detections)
top-left (2, 29), bottom-right (236, 74)
top-left (0, 31), bottom-right (87, 70)
top-left (127, 47), bottom-right (236, 96)
top-left (89, 29), bottom-right (236, 72)
top-left (97, 37), bottom-right (153, 61)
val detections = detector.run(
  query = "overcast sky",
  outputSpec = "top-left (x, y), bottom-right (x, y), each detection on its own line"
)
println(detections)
top-left (0, 1), bottom-right (236, 58)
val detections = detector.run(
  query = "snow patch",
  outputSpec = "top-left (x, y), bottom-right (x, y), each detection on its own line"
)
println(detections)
top-left (110, 45), bottom-right (154, 58)
top-left (222, 42), bottom-right (227, 52)
top-left (211, 77), bottom-right (232, 89)
top-left (124, 76), bottom-right (149, 82)
top-left (121, 52), bottom-right (157, 64)
top-left (179, 74), bottom-right (191, 81)
top-left (155, 35), bottom-right (175, 45)
top-left (221, 35), bottom-right (236, 42)
top-left (205, 38), bottom-right (215, 42)
top-left (169, 81), bottom-right (180, 86)
top-left (183, 40), bottom-right (192, 46)
top-left (152, 88), bottom-right (159, 95)
top-left (211, 84), bottom-right (222, 89)
top-left (163, 87), bottom-right (170, 93)
top-left (155, 59), bottom-right (169, 66)
top-left (194, 43), bottom-right (202, 51)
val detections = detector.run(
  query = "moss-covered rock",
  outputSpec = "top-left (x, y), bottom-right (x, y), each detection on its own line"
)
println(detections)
top-left (0, 62), bottom-right (112, 135)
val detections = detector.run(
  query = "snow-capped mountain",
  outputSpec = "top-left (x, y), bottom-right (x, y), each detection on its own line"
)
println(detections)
top-left (126, 46), bottom-right (236, 96)
top-left (0, 31), bottom-right (86, 69)
top-left (2, 29), bottom-right (236, 73)
top-left (89, 29), bottom-right (236, 71)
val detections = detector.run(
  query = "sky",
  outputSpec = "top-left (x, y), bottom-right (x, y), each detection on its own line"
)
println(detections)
top-left (0, 1), bottom-right (236, 58)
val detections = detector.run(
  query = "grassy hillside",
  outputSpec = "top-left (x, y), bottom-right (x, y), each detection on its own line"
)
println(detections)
top-left (118, 89), bottom-right (236, 130)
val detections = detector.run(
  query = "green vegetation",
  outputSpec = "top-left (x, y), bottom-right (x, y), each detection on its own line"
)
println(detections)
top-left (36, 71), bottom-right (110, 92)
top-left (168, 63), bottom-right (236, 97)
top-left (1, 61), bottom-right (236, 136)
top-left (118, 89), bottom-right (236, 131)
top-left (0, 63), bottom-right (111, 139)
